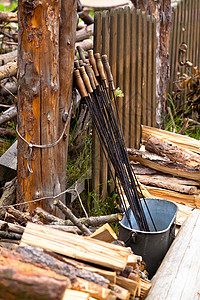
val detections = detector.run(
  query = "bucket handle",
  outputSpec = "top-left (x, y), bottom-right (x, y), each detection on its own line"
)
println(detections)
top-left (170, 222), bottom-right (176, 240)
top-left (125, 230), bottom-right (137, 246)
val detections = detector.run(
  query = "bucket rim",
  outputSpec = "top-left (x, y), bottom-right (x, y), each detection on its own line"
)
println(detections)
top-left (119, 198), bottom-right (178, 234)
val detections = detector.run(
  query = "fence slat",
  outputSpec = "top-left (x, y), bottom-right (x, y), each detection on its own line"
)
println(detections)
top-left (129, 7), bottom-right (137, 148)
top-left (147, 15), bottom-right (153, 126)
top-left (123, 6), bottom-right (131, 146)
top-left (141, 11), bottom-right (147, 127)
top-left (151, 18), bottom-right (156, 127)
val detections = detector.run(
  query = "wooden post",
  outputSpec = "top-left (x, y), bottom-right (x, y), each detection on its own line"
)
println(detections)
top-left (17, 0), bottom-right (77, 215)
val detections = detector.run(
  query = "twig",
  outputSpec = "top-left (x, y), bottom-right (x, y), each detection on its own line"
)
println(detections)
top-left (74, 182), bottom-right (88, 218)
top-left (167, 106), bottom-right (176, 133)
top-left (53, 199), bottom-right (91, 236)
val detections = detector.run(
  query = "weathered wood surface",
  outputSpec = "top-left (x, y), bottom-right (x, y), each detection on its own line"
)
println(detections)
top-left (0, 176), bottom-right (17, 207)
top-left (90, 223), bottom-right (118, 243)
top-left (137, 174), bottom-right (198, 194)
top-left (145, 136), bottom-right (200, 169)
top-left (0, 105), bottom-right (17, 126)
top-left (21, 222), bottom-right (130, 271)
top-left (0, 11), bottom-right (17, 23)
top-left (0, 50), bottom-right (17, 66)
top-left (142, 125), bottom-right (200, 154)
top-left (0, 60), bottom-right (17, 80)
top-left (146, 209), bottom-right (200, 300)
top-left (128, 148), bottom-right (200, 181)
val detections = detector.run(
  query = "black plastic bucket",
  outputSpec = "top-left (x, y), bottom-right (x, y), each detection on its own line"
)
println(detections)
top-left (118, 198), bottom-right (178, 278)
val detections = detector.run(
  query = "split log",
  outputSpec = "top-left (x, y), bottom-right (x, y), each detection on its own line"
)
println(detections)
top-left (109, 284), bottom-right (130, 300)
top-left (0, 127), bottom-right (16, 137)
top-left (145, 136), bottom-right (200, 169)
top-left (21, 222), bottom-right (130, 271)
top-left (54, 199), bottom-right (92, 235)
top-left (0, 231), bottom-right (21, 240)
top-left (0, 60), bottom-right (17, 80)
top-left (131, 163), bottom-right (158, 175)
top-left (0, 220), bottom-right (24, 234)
top-left (46, 224), bottom-right (83, 234)
top-left (90, 223), bottom-right (118, 242)
top-left (144, 185), bottom-right (200, 208)
top-left (140, 279), bottom-right (151, 300)
top-left (0, 105), bottom-right (17, 126)
top-left (176, 203), bottom-right (194, 226)
top-left (34, 207), bottom-right (63, 224)
top-left (6, 206), bottom-right (32, 225)
top-left (76, 24), bottom-right (94, 42)
top-left (116, 276), bottom-right (139, 297)
top-left (0, 255), bottom-right (71, 300)
top-left (128, 148), bottom-right (200, 181)
top-left (146, 210), bottom-right (200, 300)
top-left (142, 125), bottom-right (200, 154)
top-left (0, 11), bottom-right (18, 23)
top-left (0, 176), bottom-right (17, 207)
top-left (62, 289), bottom-right (90, 300)
top-left (76, 39), bottom-right (93, 51)
top-left (52, 213), bottom-right (123, 226)
top-left (0, 81), bottom-right (17, 96)
top-left (0, 49), bottom-right (17, 66)
top-left (78, 11), bottom-right (94, 25)
top-left (137, 174), bottom-right (198, 194)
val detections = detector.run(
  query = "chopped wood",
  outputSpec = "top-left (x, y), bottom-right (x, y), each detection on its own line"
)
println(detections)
top-left (76, 39), bottom-right (93, 51)
top-left (78, 10), bottom-right (94, 25)
top-left (0, 220), bottom-right (24, 234)
top-left (131, 162), bottom-right (158, 175)
top-left (21, 222), bottom-right (130, 271)
top-left (6, 206), bottom-right (32, 225)
top-left (52, 213), bottom-right (123, 226)
top-left (144, 185), bottom-right (200, 208)
top-left (0, 60), bottom-right (17, 80)
top-left (116, 276), bottom-right (139, 297)
top-left (0, 11), bottom-right (18, 23)
top-left (0, 176), bottom-right (16, 207)
top-left (0, 231), bottom-right (21, 240)
top-left (76, 24), bottom-right (94, 42)
top-left (0, 127), bottom-right (16, 137)
top-left (145, 135), bottom-right (200, 169)
top-left (34, 207), bottom-right (63, 224)
top-left (137, 174), bottom-right (198, 194)
top-left (90, 223), bottom-right (118, 242)
top-left (140, 279), bottom-right (151, 300)
top-left (0, 255), bottom-right (71, 300)
top-left (176, 203), bottom-right (194, 226)
top-left (142, 125), bottom-right (200, 154)
top-left (62, 289), bottom-right (90, 300)
top-left (126, 255), bottom-right (138, 269)
top-left (128, 148), bottom-right (200, 181)
top-left (0, 49), bottom-right (17, 66)
top-left (46, 224), bottom-right (83, 234)
top-left (109, 284), bottom-right (130, 300)
top-left (146, 210), bottom-right (200, 300)
top-left (54, 199), bottom-right (92, 235)
top-left (0, 105), bottom-right (17, 126)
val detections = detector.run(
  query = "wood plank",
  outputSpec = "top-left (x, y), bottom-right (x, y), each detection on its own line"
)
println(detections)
top-left (21, 222), bottom-right (129, 271)
top-left (123, 6), bottom-right (131, 147)
top-left (146, 15), bottom-right (153, 126)
top-left (116, 276), bottom-right (139, 297)
top-left (151, 18), bottom-right (156, 127)
top-left (129, 7), bottom-right (137, 148)
top-left (141, 11), bottom-right (147, 127)
top-left (90, 223), bottom-right (118, 243)
top-left (146, 210), bottom-right (200, 300)
top-left (62, 289), bottom-right (89, 300)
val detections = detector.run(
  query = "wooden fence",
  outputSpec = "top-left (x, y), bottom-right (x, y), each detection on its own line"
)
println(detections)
top-left (169, 0), bottom-right (200, 95)
top-left (91, 7), bottom-right (157, 200)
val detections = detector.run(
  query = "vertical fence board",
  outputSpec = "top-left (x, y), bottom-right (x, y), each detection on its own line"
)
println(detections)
top-left (117, 8), bottom-right (124, 127)
top-left (100, 11), bottom-right (110, 200)
top-left (147, 15), bottom-right (153, 126)
top-left (135, 10), bottom-right (142, 148)
top-left (152, 18), bottom-right (156, 127)
top-left (196, 0), bottom-right (200, 67)
top-left (192, 0), bottom-right (198, 66)
top-left (141, 11), bottom-right (147, 127)
top-left (129, 7), bottom-right (137, 148)
top-left (92, 12), bottom-right (102, 198)
top-left (124, 6), bottom-right (131, 146)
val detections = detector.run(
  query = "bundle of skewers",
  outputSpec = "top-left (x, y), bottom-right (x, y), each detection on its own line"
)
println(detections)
top-left (73, 49), bottom-right (156, 232)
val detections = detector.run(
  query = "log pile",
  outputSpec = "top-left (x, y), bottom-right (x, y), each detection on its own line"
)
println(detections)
top-left (128, 125), bottom-right (200, 211)
top-left (0, 210), bottom-right (151, 299)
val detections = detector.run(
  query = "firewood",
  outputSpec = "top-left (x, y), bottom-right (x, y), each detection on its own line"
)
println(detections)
top-left (109, 284), bottom-right (130, 300)
top-left (0, 11), bottom-right (18, 23)
top-left (142, 125), bottom-right (200, 154)
top-left (34, 207), bottom-right (63, 224)
top-left (21, 222), bottom-right (130, 271)
top-left (0, 127), bottom-right (16, 137)
top-left (140, 279), bottom-right (151, 300)
top-left (145, 136), bottom-right (200, 169)
top-left (131, 162), bottom-right (158, 175)
top-left (0, 60), bottom-right (17, 80)
top-left (0, 49), bottom-right (17, 66)
top-left (126, 255), bottom-right (138, 269)
top-left (0, 105), bottom-right (17, 126)
top-left (54, 199), bottom-right (92, 235)
top-left (76, 39), bottom-right (93, 51)
top-left (0, 255), bottom-right (72, 300)
top-left (90, 223), bottom-right (118, 242)
top-left (128, 148), bottom-right (200, 181)
top-left (0, 231), bottom-right (21, 240)
top-left (0, 220), bottom-right (24, 234)
top-left (78, 11), bottom-right (94, 25)
top-left (52, 213), bottom-right (123, 227)
top-left (62, 289), bottom-right (90, 300)
top-left (116, 276), bottom-right (139, 297)
top-left (137, 174), bottom-right (198, 194)
top-left (46, 224), bottom-right (83, 234)
top-left (6, 206), bottom-right (32, 225)
top-left (76, 24), bottom-right (94, 42)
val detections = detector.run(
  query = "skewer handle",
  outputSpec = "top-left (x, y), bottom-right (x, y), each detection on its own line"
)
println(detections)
top-left (102, 54), bottom-right (115, 91)
top-left (74, 69), bottom-right (88, 98)
top-left (85, 59), bottom-right (99, 88)
top-left (94, 53), bottom-right (107, 81)
top-left (88, 50), bottom-right (99, 77)
top-left (79, 66), bottom-right (93, 94)
top-left (74, 60), bottom-right (80, 69)
top-left (85, 64), bottom-right (96, 90)
top-left (77, 46), bottom-right (86, 62)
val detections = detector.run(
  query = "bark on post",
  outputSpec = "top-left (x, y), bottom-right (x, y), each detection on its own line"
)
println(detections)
top-left (17, 0), bottom-right (76, 215)
top-left (132, 0), bottom-right (171, 128)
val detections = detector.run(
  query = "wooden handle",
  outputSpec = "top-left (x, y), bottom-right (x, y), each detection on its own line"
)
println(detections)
top-left (94, 53), bottom-right (106, 81)
top-left (88, 50), bottom-right (99, 77)
top-left (74, 60), bottom-right (80, 69)
top-left (74, 69), bottom-right (88, 98)
top-left (102, 54), bottom-right (115, 91)
top-left (77, 46), bottom-right (86, 62)
top-left (85, 64), bottom-right (96, 90)
top-left (79, 66), bottom-right (93, 94)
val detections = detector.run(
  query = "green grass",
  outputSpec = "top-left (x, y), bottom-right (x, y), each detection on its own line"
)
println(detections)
top-left (0, 1), bottom-right (17, 12)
